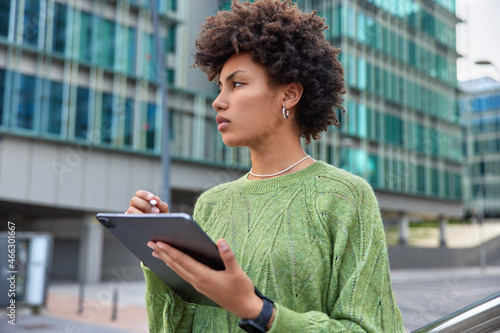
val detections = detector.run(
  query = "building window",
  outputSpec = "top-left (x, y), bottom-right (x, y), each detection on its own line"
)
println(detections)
top-left (417, 166), bottom-right (426, 194)
top-left (79, 11), bottom-right (93, 63)
top-left (96, 18), bottom-right (115, 70)
top-left (146, 103), bottom-right (156, 150)
top-left (52, 3), bottom-right (67, 54)
top-left (124, 98), bottom-right (133, 146)
top-left (48, 81), bottom-right (64, 135)
top-left (75, 87), bottom-right (89, 139)
top-left (166, 26), bottom-right (176, 53)
top-left (16, 74), bottom-right (36, 130)
top-left (127, 26), bottom-right (137, 75)
top-left (167, 69), bottom-right (175, 85)
top-left (23, 0), bottom-right (40, 46)
top-left (0, 1), bottom-right (10, 37)
top-left (101, 93), bottom-right (114, 144)
top-left (0, 69), bottom-right (5, 125)
top-left (170, 0), bottom-right (177, 11)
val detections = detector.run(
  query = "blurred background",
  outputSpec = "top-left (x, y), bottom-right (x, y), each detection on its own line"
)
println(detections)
top-left (0, 0), bottom-right (499, 332)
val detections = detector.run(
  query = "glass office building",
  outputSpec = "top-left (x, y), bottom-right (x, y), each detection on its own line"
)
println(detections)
top-left (461, 77), bottom-right (500, 218)
top-left (293, 0), bottom-right (462, 202)
top-left (0, 0), bottom-right (462, 202)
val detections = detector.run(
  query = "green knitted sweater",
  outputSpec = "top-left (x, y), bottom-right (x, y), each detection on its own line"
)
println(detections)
top-left (142, 161), bottom-right (404, 332)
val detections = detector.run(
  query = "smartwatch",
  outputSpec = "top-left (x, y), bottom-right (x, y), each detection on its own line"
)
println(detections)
top-left (238, 287), bottom-right (275, 333)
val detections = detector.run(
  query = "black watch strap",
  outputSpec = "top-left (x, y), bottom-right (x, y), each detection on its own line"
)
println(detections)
top-left (238, 287), bottom-right (274, 332)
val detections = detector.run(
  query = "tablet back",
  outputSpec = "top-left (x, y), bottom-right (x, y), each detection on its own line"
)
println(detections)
top-left (96, 213), bottom-right (224, 306)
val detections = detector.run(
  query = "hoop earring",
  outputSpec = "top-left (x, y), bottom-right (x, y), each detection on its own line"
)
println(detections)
top-left (282, 106), bottom-right (289, 119)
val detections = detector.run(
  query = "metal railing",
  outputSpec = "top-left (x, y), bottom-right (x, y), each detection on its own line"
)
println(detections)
top-left (412, 291), bottom-right (500, 333)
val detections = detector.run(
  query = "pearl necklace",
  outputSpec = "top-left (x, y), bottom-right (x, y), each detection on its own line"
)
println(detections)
top-left (249, 155), bottom-right (310, 178)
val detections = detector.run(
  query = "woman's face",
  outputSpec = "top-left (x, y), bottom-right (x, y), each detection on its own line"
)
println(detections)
top-left (212, 52), bottom-right (289, 148)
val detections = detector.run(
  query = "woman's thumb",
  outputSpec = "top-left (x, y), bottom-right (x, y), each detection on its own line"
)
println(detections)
top-left (217, 239), bottom-right (237, 270)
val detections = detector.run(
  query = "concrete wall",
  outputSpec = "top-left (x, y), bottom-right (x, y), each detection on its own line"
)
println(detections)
top-left (388, 235), bottom-right (500, 269)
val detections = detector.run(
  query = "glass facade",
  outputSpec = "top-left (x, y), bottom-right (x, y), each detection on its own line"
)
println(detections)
top-left (294, 0), bottom-right (462, 201)
top-left (0, 0), bottom-right (180, 154)
top-left (0, 0), bottom-right (462, 201)
top-left (461, 78), bottom-right (500, 217)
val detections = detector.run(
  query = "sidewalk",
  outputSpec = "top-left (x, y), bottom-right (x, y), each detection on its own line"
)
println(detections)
top-left (0, 281), bottom-right (148, 333)
top-left (391, 266), bottom-right (500, 332)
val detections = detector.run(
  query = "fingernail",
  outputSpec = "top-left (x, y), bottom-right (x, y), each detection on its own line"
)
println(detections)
top-left (151, 207), bottom-right (160, 213)
top-left (152, 252), bottom-right (158, 258)
top-left (146, 193), bottom-right (154, 200)
top-left (149, 199), bottom-right (158, 206)
top-left (219, 240), bottom-right (229, 252)
top-left (147, 242), bottom-right (155, 249)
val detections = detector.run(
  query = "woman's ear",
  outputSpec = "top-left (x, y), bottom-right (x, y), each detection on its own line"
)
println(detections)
top-left (282, 82), bottom-right (304, 109)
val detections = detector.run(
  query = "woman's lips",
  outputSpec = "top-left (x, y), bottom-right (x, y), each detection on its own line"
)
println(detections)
top-left (216, 116), bottom-right (230, 131)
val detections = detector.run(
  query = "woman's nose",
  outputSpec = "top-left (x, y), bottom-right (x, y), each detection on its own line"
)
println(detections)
top-left (212, 92), bottom-right (228, 112)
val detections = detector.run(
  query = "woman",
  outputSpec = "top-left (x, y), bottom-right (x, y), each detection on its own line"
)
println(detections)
top-left (127, 0), bottom-right (404, 332)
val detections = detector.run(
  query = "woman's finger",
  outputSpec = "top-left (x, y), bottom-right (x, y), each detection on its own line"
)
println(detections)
top-left (130, 196), bottom-right (159, 213)
top-left (217, 239), bottom-right (237, 272)
top-left (125, 206), bottom-right (143, 214)
top-left (150, 242), bottom-right (199, 284)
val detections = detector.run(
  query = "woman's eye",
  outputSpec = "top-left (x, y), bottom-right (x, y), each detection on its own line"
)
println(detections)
top-left (233, 82), bottom-right (243, 88)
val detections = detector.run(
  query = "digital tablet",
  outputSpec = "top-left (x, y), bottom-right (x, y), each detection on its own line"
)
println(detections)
top-left (95, 213), bottom-right (224, 306)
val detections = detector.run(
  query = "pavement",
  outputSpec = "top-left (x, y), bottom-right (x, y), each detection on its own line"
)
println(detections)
top-left (1, 266), bottom-right (499, 333)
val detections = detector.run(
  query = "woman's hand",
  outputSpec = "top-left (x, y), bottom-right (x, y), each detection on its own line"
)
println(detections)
top-left (126, 190), bottom-right (169, 214)
top-left (148, 238), bottom-right (268, 321)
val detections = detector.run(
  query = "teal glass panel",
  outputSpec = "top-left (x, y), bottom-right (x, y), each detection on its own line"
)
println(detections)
top-left (357, 12), bottom-right (366, 44)
top-left (79, 12), bottom-right (92, 63)
top-left (348, 100), bottom-right (356, 135)
top-left (431, 168), bottom-right (439, 195)
top-left (96, 18), bottom-right (115, 69)
top-left (375, 67), bottom-right (382, 96)
top-left (368, 154), bottom-right (379, 187)
top-left (408, 41), bottom-right (416, 67)
top-left (0, 68), bottom-right (5, 125)
top-left (52, 3), bottom-right (67, 54)
top-left (347, 6), bottom-right (355, 39)
top-left (16, 73), bottom-right (36, 130)
top-left (127, 26), bottom-right (137, 75)
top-left (167, 69), bottom-right (175, 85)
top-left (23, 0), bottom-right (39, 46)
top-left (101, 93), bottom-right (113, 144)
top-left (417, 165), bottom-right (425, 194)
top-left (454, 174), bottom-right (461, 199)
top-left (219, 0), bottom-right (232, 10)
top-left (0, 0), bottom-right (10, 37)
top-left (75, 87), bottom-right (89, 139)
top-left (348, 55), bottom-right (356, 87)
top-left (333, 5), bottom-right (341, 38)
top-left (146, 103), bottom-right (156, 150)
top-left (408, 2), bottom-right (418, 27)
top-left (92, 17), bottom-right (115, 69)
top-left (357, 57), bottom-right (367, 90)
top-left (375, 110), bottom-right (382, 140)
top-left (124, 98), bottom-right (133, 146)
top-left (366, 108), bottom-right (373, 140)
top-left (48, 81), bottom-right (63, 135)
top-left (144, 34), bottom-right (157, 81)
top-left (358, 103), bottom-right (367, 138)
top-left (366, 62), bottom-right (373, 94)
top-left (170, 0), bottom-right (177, 11)
top-left (166, 26), bottom-right (176, 53)
top-left (384, 70), bottom-right (390, 100)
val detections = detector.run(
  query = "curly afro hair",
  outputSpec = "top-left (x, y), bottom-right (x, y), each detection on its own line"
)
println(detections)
top-left (194, 0), bottom-right (346, 144)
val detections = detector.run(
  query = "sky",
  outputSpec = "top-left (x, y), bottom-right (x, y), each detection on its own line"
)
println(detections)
top-left (456, 0), bottom-right (500, 82)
